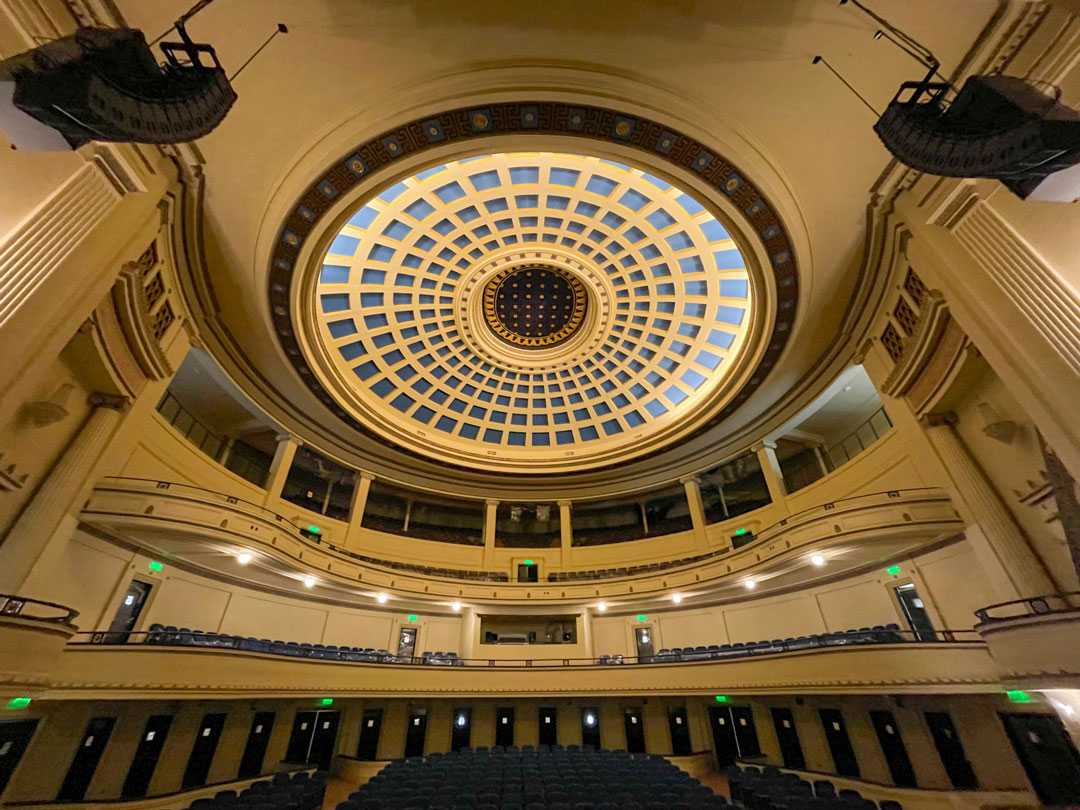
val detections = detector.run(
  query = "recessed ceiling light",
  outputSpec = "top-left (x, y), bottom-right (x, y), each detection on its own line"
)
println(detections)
top-left (301, 575), bottom-right (316, 589)
top-left (810, 553), bottom-right (826, 567)
top-left (671, 593), bottom-right (683, 604)
top-left (375, 592), bottom-right (389, 604)
top-left (744, 579), bottom-right (757, 590)
top-left (596, 601), bottom-right (608, 612)
top-left (236, 552), bottom-right (253, 566)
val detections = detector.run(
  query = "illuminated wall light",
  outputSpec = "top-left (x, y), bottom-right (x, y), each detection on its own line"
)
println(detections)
top-left (320, 698), bottom-right (334, 706)
top-left (376, 592), bottom-right (389, 604)
top-left (148, 560), bottom-right (163, 573)
top-left (301, 575), bottom-right (316, 588)
top-left (809, 553), bottom-right (826, 567)
top-left (236, 552), bottom-right (253, 566)
top-left (5, 696), bottom-right (31, 710)
top-left (596, 601), bottom-right (608, 613)
top-left (671, 593), bottom-right (683, 605)
top-left (451, 601), bottom-right (462, 613)
top-left (886, 564), bottom-right (902, 577)
top-left (456, 714), bottom-right (467, 727)
top-left (744, 579), bottom-right (757, 590)
top-left (1006, 689), bottom-right (1033, 703)
top-left (585, 712), bottom-right (596, 726)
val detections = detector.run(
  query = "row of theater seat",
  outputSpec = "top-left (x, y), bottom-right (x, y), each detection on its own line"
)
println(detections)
top-left (186, 771), bottom-right (325, 810)
top-left (548, 548), bottom-right (726, 582)
top-left (598, 625), bottom-right (906, 664)
top-left (342, 746), bottom-right (726, 810)
top-left (729, 764), bottom-right (903, 810)
top-left (307, 536), bottom-right (509, 582)
top-left (142, 625), bottom-right (463, 664)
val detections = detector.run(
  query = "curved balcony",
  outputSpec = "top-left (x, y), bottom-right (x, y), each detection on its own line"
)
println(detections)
top-left (49, 630), bottom-right (995, 700)
top-left (974, 591), bottom-right (1080, 688)
top-left (81, 478), bottom-right (962, 604)
top-left (0, 594), bottom-right (80, 693)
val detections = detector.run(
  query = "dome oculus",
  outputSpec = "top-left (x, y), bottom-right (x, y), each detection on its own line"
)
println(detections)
top-left (483, 265), bottom-right (587, 349)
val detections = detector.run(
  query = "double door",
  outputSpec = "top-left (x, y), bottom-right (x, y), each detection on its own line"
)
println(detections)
top-left (284, 710), bottom-right (340, 771)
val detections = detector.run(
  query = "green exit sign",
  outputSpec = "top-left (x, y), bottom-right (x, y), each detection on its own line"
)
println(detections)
top-left (5, 697), bottom-right (31, 710)
top-left (148, 560), bottom-right (164, 573)
top-left (320, 698), bottom-right (334, 706)
top-left (1006, 689), bottom-right (1033, 703)
top-left (886, 564), bottom-right (902, 577)
top-left (307, 524), bottom-right (321, 534)
top-left (636, 614), bottom-right (649, 622)
top-left (734, 528), bottom-right (749, 536)
top-left (714, 695), bottom-right (730, 704)
top-left (407, 614), bottom-right (418, 623)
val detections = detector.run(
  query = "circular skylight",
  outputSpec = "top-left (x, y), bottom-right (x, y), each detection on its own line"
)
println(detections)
top-left (308, 152), bottom-right (756, 471)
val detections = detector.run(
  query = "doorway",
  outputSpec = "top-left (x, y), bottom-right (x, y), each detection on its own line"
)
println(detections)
top-left (894, 582), bottom-right (936, 641)
top-left (731, 706), bottom-right (761, 757)
top-left (356, 709), bottom-right (383, 761)
top-left (539, 707), bottom-right (558, 747)
top-left (404, 711), bottom-right (427, 758)
top-left (397, 626), bottom-right (418, 661)
top-left (624, 708), bottom-right (646, 753)
top-left (58, 717), bottom-right (116, 800)
top-left (284, 710), bottom-right (339, 770)
top-left (668, 706), bottom-right (692, 755)
top-left (634, 626), bottom-right (655, 663)
top-left (581, 708), bottom-right (600, 749)
top-left (771, 708), bottom-right (805, 770)
top-left (121, 714), bottom-right (173, 798)
top-left (495, 707), bottom-right (515, 748)
top-left (451, 709), bottom-right (471, 752)
top-left (924, 711), bottom-right (977, 789)
top-left (237, 712), bottom-right (275, 779)
top-left (870, 710), bottom-right (917, 787)
top-left (1001, 712), bottom-right (1080, 805)
top-left (819, 709), bottom-right (860, 777)
top-left (0, 719), bottom-right (39, 797)
top-left (709, 707), bottom-right (739, 768)
top-left (104, 580), bottom-right (152, 643)
top-left (182, 713), bottom-right (226, 789)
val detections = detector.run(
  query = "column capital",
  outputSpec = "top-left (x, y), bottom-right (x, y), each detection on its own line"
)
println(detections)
top-left (485, 498), bottom-right (500, 507)
top-left (359, 470), bottom-right (376, 482)
top-left (557, 499), bottom-right (573, 508)
top-left (751, 439), bottom-right (778, 452)
top-left (274, 432), bottom-right (301, 446)
top-left (679, 476), bottom-right (701, 487)
top-left (88, 392), bottom-right (130, 411)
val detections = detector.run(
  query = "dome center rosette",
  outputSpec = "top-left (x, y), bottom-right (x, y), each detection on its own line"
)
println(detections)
top-left (299, 151), bottom-right (764, 473)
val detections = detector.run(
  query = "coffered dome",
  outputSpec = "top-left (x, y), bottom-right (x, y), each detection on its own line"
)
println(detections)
top-left (301, 152), bottom-right (763, 473)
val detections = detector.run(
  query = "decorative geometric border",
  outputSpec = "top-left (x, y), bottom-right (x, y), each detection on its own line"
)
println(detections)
top-left (269, 101), bottom-right (799, 475)
top-left (482, 264), bottom-right (588, 349)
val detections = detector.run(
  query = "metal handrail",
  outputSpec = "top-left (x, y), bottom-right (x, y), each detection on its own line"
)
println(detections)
top-left (825, 406), bottom-right (893, 468)
top-left (0, 594), bottom-right (80, 625)
top-left (67, 626), bottom-right (984, 669)
top-left (974, 591), bottom-right (1080, 623)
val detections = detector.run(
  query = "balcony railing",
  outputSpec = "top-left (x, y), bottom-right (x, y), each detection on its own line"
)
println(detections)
top-left (0, 594), bottom-right (80, 625)
top-left (827, 406), bottom-right (893, 468)
top-left (69, 625), bottom-right (982, 669)
top-left (157, 391), bottom-right (227, 460)
top-left (974, 591), bottom-right (1080, 623)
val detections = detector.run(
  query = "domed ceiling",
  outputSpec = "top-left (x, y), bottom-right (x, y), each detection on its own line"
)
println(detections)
top-left (302, 152), bottom-right (764, 472)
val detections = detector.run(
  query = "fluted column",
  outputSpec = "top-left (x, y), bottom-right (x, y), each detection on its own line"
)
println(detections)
top-left (483, 498), bottom-right (498, 567)
top-left (558, 499), bottom-right (573, 562)
top-left (344, 471), bottom-right (375, 552)
top-left (262, 433), bottom-right (299, 506)
top-left (680, 477), bottom-right (709, 549)
top-left (922, 412), bottom-right (1055, 599)
top-left (753, 440), bottom-right (788, 512)
top-left (0, 394), bottom-right (127, 592)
